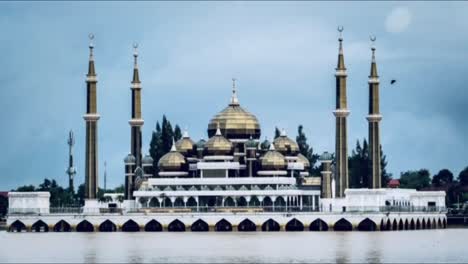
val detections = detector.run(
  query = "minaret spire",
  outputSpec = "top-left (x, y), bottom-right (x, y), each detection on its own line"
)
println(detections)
top-left (333, 26), bottom-right (350, 198)
top-left (66, 130), bottom-right (76, 193)
top-left (367, 35), bottom-right (382, 189)
top-left (127, 42), bottom-right (144, 200)
top-left (83, 33), bottom-right (100, 200)
top-left (230, 77), bottom-right (239, 106)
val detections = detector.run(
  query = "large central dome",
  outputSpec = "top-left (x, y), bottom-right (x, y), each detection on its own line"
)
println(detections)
top-left (207, 82), bottom-right (261, 139)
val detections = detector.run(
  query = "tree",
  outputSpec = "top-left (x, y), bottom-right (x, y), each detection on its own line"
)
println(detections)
top-left (0, 195), bottom-right (7, 217)
top-left (348, 139), bottom-right (370, 188)
top-left (274, 127), bottom-right (280, 139)
top-left (458, 167), bottom-right (468, 186)
top-left (295, 125), bottom-right (319, 175)
top-left (399, 169), bottom-right (431, 190)
top-left (432, 169), bottom-right (454, 187)
top-left (14, 185), bottom-right (36, 192)
top-left (174, 125), bottom-right (182, 141)
top-left (380, 145), bottom-right (392, 187)
top-left (149, 116), bottom-right (182, 177)
top-left (161, 115), bottom-right (174, 152)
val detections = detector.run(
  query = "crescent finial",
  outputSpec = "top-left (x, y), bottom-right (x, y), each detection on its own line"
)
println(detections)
top-left (337, 26), bottom-right (344, 32)
top-left (370, 34), bottom-right (376, 42)
top-left (88, 33), bottom-right (94, 40)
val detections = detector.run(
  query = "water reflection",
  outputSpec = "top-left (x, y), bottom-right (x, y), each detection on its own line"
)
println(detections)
top-left (0, 230), bottom-right (466, 263)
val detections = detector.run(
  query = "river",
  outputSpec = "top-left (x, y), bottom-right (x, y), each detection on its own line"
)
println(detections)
top-left (0, 229), bottom-right (466, 263)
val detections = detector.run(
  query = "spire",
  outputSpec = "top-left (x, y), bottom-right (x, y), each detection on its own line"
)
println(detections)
top-left (182, 127), bottom-right (189, 138)
top-left (269, 141), bottom-right (276, 151)
top-left (280, 128), bottom-right (287, 137)
top-left (370, 35), bottom-right (378, 78)
top-left (132, 42), bottom-right (140, 84)
top-left (336, 26), bottom-right (346, 70)
top-left (170, 137), bottom-right (177, 151)
top-left (215, 122), bottom-right (222, 136)
top-left (230, 78), bottom-right (239, 106)
top-left (87, 34), bottom-right (96, 76)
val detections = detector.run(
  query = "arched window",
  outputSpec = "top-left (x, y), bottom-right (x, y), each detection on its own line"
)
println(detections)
top-left (262, 219), bottom-right (280, 232)
top-left (334, 218), bottom-right (352, 231)
top-left (122, 220), bottom-right (140, 232)
top-left (191, 219), bottom-right (209, 232)
top-left (285, 218), bottom-right (304, 231)
top-left (215, 219), bottom-right (232, 232)
top-left (357, 218), bottom-right (377, 231)
top-left (310, 219), bottom-right (328, 231)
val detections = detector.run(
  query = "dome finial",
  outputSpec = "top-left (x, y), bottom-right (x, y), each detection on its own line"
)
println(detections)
top-left (230, 77), bottom-right (239, 105)
top-left (133, 42), bottom-right (139, 67)
top-left (370, 34), bottom-right (376, 61)
top-left (269, 141), bottom-right (276, 151)
top-left (183, 126), bottom-right (189, 138)
top-left (280, 128), bottom-right (287, 137)
top-left (88, 33), bottom-right (94, 59)
top-left (171, 137), bottom-right (176, 151)
top-left (215, 122), bottom-right (222, 136)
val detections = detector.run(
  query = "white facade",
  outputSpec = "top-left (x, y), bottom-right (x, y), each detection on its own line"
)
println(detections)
top-left (321, 188), bottom-right (446, 212)
top-left (8, 192), bottom-right (50, 214)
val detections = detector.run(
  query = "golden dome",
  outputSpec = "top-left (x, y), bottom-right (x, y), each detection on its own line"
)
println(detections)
top-left (207, 81), bottom-right (261, 139)
top-left (204, 126), bottom-right (233, 155)
top-left (261, 144), bottom-right (286, 170)
top-left (297, 154), bottom-right (310, 169)
top-left (175, 130), bottom-right (195, 155)
top-left (273, 129), bottom-right (299, 155)
top-left (158, 143), bottom-right (187, 171)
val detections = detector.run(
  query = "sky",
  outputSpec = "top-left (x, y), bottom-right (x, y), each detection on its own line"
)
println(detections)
top-left (0, 2), bottom-right (467, 190)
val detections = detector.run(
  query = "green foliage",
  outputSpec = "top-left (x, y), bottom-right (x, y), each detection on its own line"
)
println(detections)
top-left (0, 196), bottom-right (7, 217)
top-left (274, 127), bottom-right (280, 139)
top-left (295, 125), bottom-right (319, 175)
top-left (380, 145), bottom-right (392, 187)
top-left (458, 167), bottom-right (468, 186)
top-left (14, 185), bottom-right (36, 192)
top-left (149, 116), bottom-right (182, 177)
top-left (348, 140), bottom-right (391, 188)
top-left (432, 169), bottom-right (454, 187)
top-left (399, 169), bottom-right (431, 190)
top-left (174, 125), bottom-right (182, 141)
top-left (349, 139), bottom-right (369, 188)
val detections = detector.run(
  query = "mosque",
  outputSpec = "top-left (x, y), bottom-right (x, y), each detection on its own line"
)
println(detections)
top-left (6, 29), bottom-right (447, 232)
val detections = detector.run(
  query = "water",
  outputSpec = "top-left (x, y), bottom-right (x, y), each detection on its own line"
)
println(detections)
top-left (0, 229), bottom-right (466, 263)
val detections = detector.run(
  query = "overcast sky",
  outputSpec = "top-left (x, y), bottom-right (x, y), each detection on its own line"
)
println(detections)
top-left (1, 2), bottom-right (467, 190)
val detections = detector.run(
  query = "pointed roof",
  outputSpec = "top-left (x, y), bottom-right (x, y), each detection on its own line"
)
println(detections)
top-left (336, 26), bottom-right (346, 71)
top-left (230, 78), bottom-right (239, 106)
top-left (87, 34), bottom-right (96, 77)
top-left (369, 35), bottom-right (378, 78)
top-left (132, 43), bottom-right (141, 84)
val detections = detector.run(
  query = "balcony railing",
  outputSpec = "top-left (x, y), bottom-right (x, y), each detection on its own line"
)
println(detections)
top-left (7, 205), bottom-right (446, 215)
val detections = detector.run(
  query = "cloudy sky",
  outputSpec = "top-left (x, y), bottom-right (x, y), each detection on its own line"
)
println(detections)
top-left (0, 2), bottom-right (467, 190)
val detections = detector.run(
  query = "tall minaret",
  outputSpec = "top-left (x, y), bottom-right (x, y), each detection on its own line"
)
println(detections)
top-left (367, 35), bottom-right (382, 189)
top-left (129, 43), bottom-right (144, 168)
top-left (66, 130), bottom-right (76, 193)
top-left (83, 34), bottom-right (100, 200)
top-left (333, 26), bottom-right (350, 198)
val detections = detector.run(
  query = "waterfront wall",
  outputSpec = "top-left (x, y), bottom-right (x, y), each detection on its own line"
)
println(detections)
top-left (7, 211), bottom-right (446, 232)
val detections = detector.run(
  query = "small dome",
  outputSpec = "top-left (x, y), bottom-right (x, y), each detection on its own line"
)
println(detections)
top-left (245, 136), bottom-right (257, 149)
top-left (207, 82), bottom-right (261, 139)
top-left (142, 154), bottom-right (154, 165)
top-left (124, 153), bottom-right (136, 164)
top-left (175, 130), bottom-right (195, 155)
top-left (261, 144), bottom-right (286, 170)
top-left (204, 126), bottom-right (233, 155)
top-left (319, 151), bottom-right (333, 161)
top-left (273, 129), bottom-right (299, 155)
top-left (158, 143), bottom-right (187, 171)
top-left (196, 139), bottom-right (206, 150)
top-left (260, 138), bottom-right (270, 151)
top-left (297, 154), bottom-right (310, 169)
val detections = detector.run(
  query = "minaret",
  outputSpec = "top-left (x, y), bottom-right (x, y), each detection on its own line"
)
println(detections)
top-left (129, 43), bottom-right (144, 168)
top-left (332, 26), bottom-right (350, 198)
top-left (83, 34), bottom-right (100, 200)
top-left (66, 130), bottom-right (76, 193)
top-left (367, 35), bottom-right (382, 189)
top-left (104, 161), bottom-right (107, 191)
